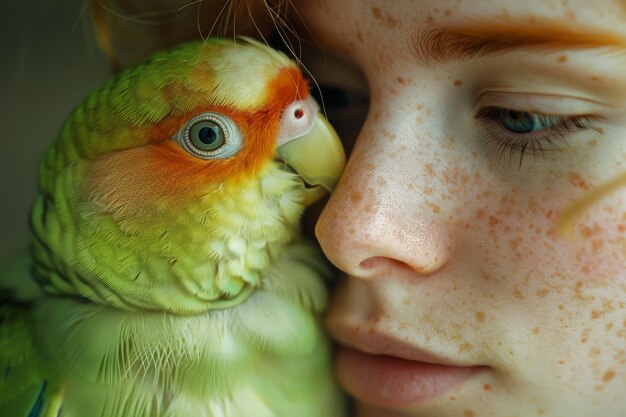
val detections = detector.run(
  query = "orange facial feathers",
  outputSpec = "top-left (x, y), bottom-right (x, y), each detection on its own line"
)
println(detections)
top-left (85, 46), bottom-right (309, 214)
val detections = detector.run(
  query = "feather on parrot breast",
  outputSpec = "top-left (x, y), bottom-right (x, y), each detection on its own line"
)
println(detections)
top-left (0, 38), bottom-right (346, 417)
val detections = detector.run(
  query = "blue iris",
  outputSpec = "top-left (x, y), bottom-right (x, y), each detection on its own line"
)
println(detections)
top-left (499, 110), bottom-right (540, 133)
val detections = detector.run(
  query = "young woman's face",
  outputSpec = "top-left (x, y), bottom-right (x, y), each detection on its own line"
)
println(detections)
top-left (294, 1), bottom-right (626, 415)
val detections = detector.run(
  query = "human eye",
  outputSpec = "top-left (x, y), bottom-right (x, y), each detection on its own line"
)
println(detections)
top-left (475, 106), bottom-right (599, 168)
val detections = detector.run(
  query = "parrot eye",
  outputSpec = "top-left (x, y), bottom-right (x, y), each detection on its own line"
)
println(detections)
top-left (190, 121), bottom-right (225, 151)
top-left (176, 112), bottom-right (243, 159)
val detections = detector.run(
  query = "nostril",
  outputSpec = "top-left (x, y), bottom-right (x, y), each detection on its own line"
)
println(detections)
top-left (294, 108), bottom-right (304, 119)
top-left (358, 256), bottom-right (416, 274)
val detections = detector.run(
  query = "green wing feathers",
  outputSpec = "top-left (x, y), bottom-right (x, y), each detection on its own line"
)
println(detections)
top-left (0, 254), bottom-right (47, 417)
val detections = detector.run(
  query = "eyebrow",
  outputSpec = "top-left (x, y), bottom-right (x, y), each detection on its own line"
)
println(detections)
top-left (409, 17), bottom-right (626, 66)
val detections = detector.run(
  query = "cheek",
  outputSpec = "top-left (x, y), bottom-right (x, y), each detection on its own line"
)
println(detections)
top-left (85, 144), bottom-right (208, 219)
top-left (477, 180), bottom-right (626, 356)
top-left (86, 148), bottom-right (168, 214)
top-left (451, 178), bottom-right (626, 400)
top-left (472, 179), bottom-right (626, 295)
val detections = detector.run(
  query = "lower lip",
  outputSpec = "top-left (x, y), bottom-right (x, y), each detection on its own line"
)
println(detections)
top-left (336, 346), bottom-right (483, 408)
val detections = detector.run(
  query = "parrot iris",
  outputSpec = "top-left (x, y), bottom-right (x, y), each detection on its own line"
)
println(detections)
top-left (0, 38), bottom-right (346, 417)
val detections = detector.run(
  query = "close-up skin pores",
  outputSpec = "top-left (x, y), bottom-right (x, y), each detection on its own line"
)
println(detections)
top-left (294, 1), bottom-right (626, 416)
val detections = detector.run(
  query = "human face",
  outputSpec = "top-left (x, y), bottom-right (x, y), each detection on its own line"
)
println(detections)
top-left (294, 1), bottom-right (626, 416)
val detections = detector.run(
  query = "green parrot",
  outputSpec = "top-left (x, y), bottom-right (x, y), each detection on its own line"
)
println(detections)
top-left (0, 38), bottom-right (347, 417)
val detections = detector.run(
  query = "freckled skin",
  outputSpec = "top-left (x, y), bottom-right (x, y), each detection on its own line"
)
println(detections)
top-left (295, 0), bottom-right (626, 416)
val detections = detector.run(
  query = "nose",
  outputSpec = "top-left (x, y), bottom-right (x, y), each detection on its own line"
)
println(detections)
top-left (315, 112), bottom-right (455, 279)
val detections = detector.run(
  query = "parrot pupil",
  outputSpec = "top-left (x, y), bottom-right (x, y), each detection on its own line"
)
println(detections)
top-left (198, 126), bottom-right (218, 145)
top-left (183, 115), bottom-right (233, 156)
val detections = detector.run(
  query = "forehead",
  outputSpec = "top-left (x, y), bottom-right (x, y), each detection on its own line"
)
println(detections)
top-left (187, 41), bottom-right (297, 111)
top-left (295, 0), bottom-right (626, 61)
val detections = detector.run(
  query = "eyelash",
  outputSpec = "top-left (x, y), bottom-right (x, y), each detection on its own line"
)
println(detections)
top-left (475, 107), bottom-right (598, 167)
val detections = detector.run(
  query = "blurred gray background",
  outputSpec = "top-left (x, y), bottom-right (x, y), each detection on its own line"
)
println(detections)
top-left (1, 0), bottom-right (109, 261)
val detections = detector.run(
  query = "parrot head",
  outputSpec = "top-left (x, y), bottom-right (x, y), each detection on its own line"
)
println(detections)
top-left (30, 38), bottom-right (345, 314)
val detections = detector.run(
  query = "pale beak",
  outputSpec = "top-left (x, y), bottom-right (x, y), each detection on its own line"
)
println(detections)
top-left (276, 113), bottom-right (346, 206)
